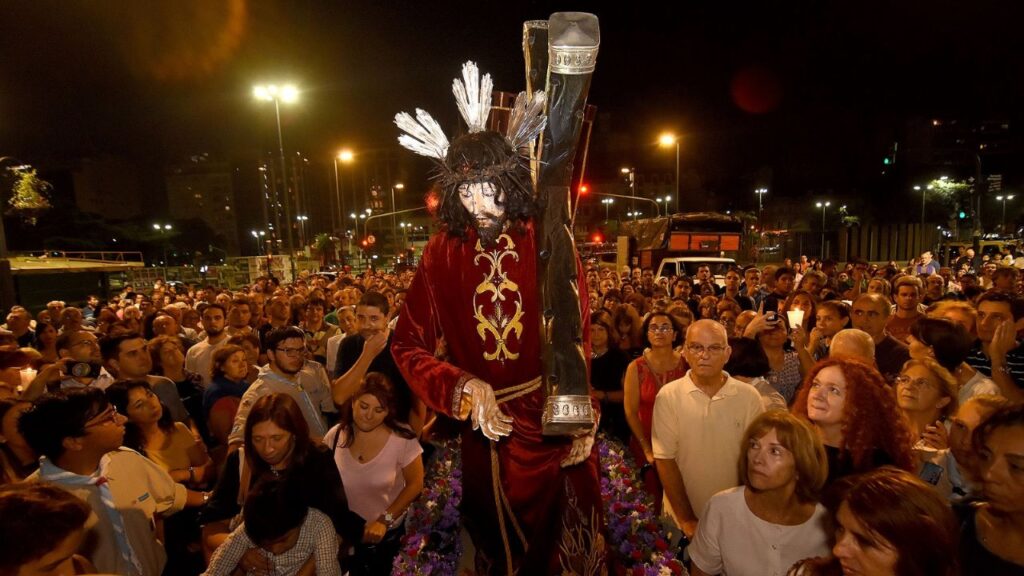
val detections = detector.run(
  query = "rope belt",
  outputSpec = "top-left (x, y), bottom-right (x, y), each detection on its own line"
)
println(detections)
top-left (490, 376), bottom-right (541, 575)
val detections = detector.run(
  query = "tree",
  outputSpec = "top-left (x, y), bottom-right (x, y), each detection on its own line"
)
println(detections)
top-left (7, 167), bottom-right (52, 226)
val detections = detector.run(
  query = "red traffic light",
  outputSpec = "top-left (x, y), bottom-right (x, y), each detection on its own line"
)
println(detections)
top-left (578, 184), bottom-right (589, 195)
top-left (591, 232), bottom-right (604, 243)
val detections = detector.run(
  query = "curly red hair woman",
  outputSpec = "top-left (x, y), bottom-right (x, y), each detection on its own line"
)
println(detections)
top-left (792, 356), bottom-right (915, 487)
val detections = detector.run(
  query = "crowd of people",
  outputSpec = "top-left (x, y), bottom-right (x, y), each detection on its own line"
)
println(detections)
top-left (0, 249), bottom-right (1021, 575)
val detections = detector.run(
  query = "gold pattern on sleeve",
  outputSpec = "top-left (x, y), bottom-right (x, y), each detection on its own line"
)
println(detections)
top-left (472, 234), bottom-right (523, 362)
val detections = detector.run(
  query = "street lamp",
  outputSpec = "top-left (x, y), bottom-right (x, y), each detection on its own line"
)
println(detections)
top-left (755, 188), bottom-right (768, 228)
top-left (655, 195), bottom-right (672, 217)
top-left (621, 167), bottom-right (635, 214)
top-left (658, 132), bottom-right (680, 213)
top-left (250, 230), bottom-right (266, 256)
top-left (815, 201), bottom-right (831, 259)
top-left (296, 215), bottom-right (308, 248)
top-left (153, 223), bottom-right (173, 266)
top-left (601, 197), bottom-right (615, 222)
top-left (254, 83), bottom-right (299, 259)
top-left (996, 194), bottom-right (1015, 234)
top-left (391, 183), bottom-right (404, 256)
top-left (333, 149), bottom-right (354, 236)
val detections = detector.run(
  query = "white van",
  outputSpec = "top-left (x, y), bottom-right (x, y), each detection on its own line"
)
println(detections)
top-left (655, 257), bottom-right (737, 287)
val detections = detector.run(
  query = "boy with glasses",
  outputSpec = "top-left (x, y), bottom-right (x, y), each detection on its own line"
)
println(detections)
top-left (228, 327), bottom-right (336, 448)
top-left (20, 388), bottom-right (203, 576)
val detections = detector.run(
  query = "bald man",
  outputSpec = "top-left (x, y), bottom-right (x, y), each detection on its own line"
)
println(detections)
top-left (652, 319), bottom-right (764, 539)
top-left (829, 328), bottom-right (876, 365)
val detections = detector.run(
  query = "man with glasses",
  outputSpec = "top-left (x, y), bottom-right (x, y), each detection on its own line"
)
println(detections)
top-left (56, 330), bottom-right (115, 391)
top-left (20, 388), bottom-right (204, 576)
top-left (228, 326), bottom-right (335, 448)
top-left (652, 319), bottom-right (763, 541)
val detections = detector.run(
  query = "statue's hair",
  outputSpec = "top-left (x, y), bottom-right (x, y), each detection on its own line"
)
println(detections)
top-left (436, 132), bottom-right (536, 239)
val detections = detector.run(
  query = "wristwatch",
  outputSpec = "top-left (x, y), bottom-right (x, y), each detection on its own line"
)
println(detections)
top-left (382, 511), bottom-right (395, 528)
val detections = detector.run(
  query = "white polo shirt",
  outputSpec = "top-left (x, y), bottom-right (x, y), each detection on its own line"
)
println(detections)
top-left (652, 371), bottom-right (764, 520)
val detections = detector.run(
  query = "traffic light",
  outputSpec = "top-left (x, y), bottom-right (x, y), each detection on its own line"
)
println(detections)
top-left (958, 211), bottom-right (967, 220)
top-left (590, 232), bottom-right (604, 243)
top-left (882, 157), bottom-right (892, 165)
top-left (578, 184), bottom-right (589, 196)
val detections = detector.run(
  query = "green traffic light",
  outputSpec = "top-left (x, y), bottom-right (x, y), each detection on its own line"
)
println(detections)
top-left (883, 157), bottom-right (891, 165)
top-left (959, 211), bottom-right (967, 219)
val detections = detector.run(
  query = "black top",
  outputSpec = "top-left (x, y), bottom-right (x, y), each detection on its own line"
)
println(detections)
top-left (875, 334), bottom-right (911, 383)
top-left (334, 333), bottom-right (413, 423)
top-left (823, 444), bottom-right (894, 489)
top-left (200, 447), bottom-right (365, 544)
top-left (591, 348), bottom-right (630, 444)
top-left (955, 501), bottom-right (1024, 575)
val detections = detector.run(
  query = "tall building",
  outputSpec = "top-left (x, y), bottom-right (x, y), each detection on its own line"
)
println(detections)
top-left (72, 156), bottom-right (146, 219)
top-left (165, 153), bottom-right (240, 255)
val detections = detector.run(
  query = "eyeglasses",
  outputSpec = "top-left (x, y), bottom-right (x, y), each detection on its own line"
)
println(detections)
top-left (275, 346), bottom-right (305, 357)
top-left (894, 375), bottom-right (937, 391)
top-left (648, 325), bottom-right (674, 334)
top-left (84, 406), bottom-right (121, 428)
top-left (70, 339), bottom-right (99, 349)
top-left (685, 343), bottom-right (726, 356)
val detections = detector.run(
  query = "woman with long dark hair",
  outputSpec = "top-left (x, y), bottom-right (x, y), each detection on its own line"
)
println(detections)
top-left (624, 311), bottom-right (686, 510)
top-left (106, 380), bottom-right (212, 487)
top-left (589, 311), bottom-right (630, 443)
top-left (200, 393), bottom-right (364, 572)
top-left (31, 322), bottom-right (59, 364)
top-left (325, 373), bottom-right (424, 576)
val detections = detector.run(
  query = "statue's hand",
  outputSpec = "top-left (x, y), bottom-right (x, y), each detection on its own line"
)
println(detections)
top-left (462, 379), bottom-right (513, 441)
top-left (560, 415), bottom-right (599, 468)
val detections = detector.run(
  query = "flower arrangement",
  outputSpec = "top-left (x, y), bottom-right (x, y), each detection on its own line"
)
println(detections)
top-left (392, 434), bottom-right (685, 575)
top-left (392, 438), bottom-right (464, 575)
top-left (597, 434), bottom-right (686, 576)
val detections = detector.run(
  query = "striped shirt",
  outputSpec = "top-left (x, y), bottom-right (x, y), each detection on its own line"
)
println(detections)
top-left (964, 341), bottom-right (1024, 390)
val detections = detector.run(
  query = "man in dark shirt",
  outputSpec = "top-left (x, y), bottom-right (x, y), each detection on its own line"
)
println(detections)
top-left (331, 291), bottom-right (419, 430)
top-left (850, 293), bottom-right (909, 383)
top-left (762, 266), bottom-right (796, 315)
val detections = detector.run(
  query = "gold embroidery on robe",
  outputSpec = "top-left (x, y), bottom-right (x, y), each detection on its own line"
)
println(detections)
top-left (473, 234), bottom-right (523, 362)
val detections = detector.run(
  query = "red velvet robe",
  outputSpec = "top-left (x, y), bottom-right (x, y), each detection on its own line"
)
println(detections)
top-left (392, 222), bottom-right (605, 575)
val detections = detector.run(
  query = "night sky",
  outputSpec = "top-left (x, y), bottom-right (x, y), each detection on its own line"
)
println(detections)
top-left (3, 1), bottom-right (1024, 208)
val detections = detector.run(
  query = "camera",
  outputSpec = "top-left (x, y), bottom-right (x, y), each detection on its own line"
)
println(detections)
top-left (69, 361), bottom-right (103, 380)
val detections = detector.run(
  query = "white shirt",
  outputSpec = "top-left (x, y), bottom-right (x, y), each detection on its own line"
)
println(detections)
top-left (689, 486), bottom-right (830, 576)
top-left (325, 332), bottom-right (346, 376)
top-left (185, 337), bottom-right (228, 388)
top-left (959, 370), bottom-right (1001, 404)
top-left (652, 371), bottom-right (764, 520)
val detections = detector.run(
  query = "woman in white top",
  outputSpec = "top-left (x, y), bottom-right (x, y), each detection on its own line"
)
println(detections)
top-left (689, 411), bottom-right (830, 576)
top-left (325, 372), bottom-right (423, 576)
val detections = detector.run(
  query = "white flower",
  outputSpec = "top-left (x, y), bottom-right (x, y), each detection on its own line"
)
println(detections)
top-left (426, 501), bottom-right (437, 509)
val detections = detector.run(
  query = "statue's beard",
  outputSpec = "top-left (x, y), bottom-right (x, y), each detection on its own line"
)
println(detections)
top-left (475, 215), bottom-right (506, 245)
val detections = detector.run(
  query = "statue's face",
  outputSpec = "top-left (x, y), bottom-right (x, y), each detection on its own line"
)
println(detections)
top-left (459, 181), bottom-right (506, 242)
